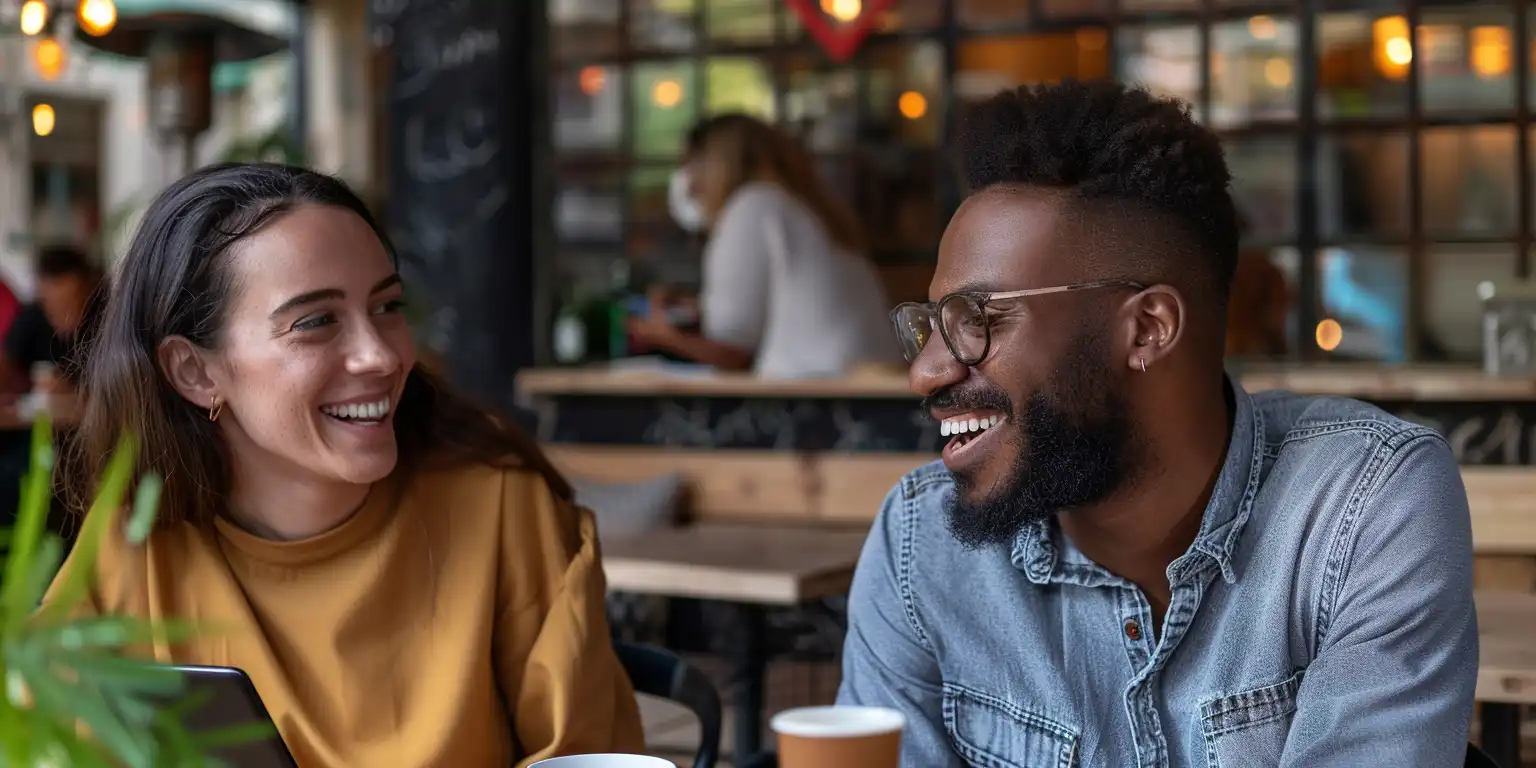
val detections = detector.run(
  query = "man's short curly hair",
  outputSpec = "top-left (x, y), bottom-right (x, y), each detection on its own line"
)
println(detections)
top-left (954, 79), bottom-right (1240, 299)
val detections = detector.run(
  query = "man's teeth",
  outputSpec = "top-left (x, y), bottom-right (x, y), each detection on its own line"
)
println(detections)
top-left (940, 414), bottom-right (1002, 437)
top-left (320, 398), bottom-right (391, 421)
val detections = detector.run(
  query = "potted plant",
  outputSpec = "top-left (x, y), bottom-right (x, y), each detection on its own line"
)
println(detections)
top-left (0, 414), bottom-right (267, 766)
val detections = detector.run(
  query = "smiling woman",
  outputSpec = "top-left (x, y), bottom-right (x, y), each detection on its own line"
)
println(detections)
top-left (43, 163), bottom-right (644, 767)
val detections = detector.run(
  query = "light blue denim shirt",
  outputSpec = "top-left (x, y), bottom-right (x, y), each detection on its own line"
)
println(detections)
top-left (837, 382), bottom-right (1478, 767)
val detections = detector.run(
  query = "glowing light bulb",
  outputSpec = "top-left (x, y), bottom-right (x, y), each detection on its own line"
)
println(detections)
top-left (77, 0), bottom-right (117, 37)
top-left (32, 103), bottom-right (54, 137)
top-left (19, 0), bottom-right (47, 36)
top-left (33, 37), bottom-right (64, 80)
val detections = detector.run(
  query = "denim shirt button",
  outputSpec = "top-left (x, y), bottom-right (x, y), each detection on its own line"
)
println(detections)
top-left (1123, 619), bottom-right (1142, 641)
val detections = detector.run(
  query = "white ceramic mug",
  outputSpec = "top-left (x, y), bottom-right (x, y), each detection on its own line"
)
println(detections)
top-left (529, 755), bottom-right (676, 768)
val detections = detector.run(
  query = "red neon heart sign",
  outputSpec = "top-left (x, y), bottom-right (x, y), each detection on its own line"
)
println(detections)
top-left (783, 0), bottom-right (897, 63)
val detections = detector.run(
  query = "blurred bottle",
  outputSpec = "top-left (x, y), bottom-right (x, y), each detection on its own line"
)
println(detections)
top-left (604, 259), bottom-right (648, 360)
top-left (551, 283), bottom-right (588, 365)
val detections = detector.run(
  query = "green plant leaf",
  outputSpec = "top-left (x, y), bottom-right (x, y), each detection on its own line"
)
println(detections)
top-left (38, 431), bottom-right (138, 622)
top-left (0, 416), bottom-right (55, 624)
top-left (126, 474), bottom-right (163, 545)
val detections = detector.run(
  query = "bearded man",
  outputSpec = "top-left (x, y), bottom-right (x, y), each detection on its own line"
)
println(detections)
top-left (837, 80), bottom-right (1477, 768)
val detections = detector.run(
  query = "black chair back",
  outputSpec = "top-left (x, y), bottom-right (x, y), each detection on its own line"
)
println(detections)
top-left (1467, 742), bottom-right (1504, 768)
top-left (615, 642), bottom-right (722, 768)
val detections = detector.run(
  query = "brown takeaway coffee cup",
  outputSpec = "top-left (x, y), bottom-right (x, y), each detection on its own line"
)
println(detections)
top-left (770, 706), bottom-right (905, 768)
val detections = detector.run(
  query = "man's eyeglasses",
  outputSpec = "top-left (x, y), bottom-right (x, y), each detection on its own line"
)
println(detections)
top-left (889, 279), bottom-right (1147, 366)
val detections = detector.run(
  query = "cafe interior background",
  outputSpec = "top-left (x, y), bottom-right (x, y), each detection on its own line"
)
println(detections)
top-left (548, 0), bottom-right (1536, 366)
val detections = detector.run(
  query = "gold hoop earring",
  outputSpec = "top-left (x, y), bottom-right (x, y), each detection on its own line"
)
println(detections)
top-left (208, 398), bottom-right (223, 423)
top-left (1138, 357), bottom-right (1147, 373)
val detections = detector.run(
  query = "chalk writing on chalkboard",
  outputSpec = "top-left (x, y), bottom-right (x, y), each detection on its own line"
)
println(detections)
top-left (402, 108), bottom-right (499, 184)
top-left (396, 26), bottom-right (500, 99)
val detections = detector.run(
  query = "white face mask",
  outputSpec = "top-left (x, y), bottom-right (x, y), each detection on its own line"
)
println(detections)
top-left (668, 169), bottom-right (706, 233)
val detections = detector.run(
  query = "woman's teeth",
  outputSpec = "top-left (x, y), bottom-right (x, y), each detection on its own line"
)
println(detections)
top-left (320, 398), bottom-right (391, 422)
top-left (941, 414), bottom-right (1002, 437)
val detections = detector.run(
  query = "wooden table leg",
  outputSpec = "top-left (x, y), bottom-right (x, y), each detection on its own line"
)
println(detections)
top-left (1484, 702), bottom-right (1522, 768)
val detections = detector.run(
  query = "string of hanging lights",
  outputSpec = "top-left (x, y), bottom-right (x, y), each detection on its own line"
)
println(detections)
top-left (14, 0), bottom-right (117, 135)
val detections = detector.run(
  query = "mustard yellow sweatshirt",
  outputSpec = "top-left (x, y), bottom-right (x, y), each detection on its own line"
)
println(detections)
top-left (46, 462), bottom-right (645, 767)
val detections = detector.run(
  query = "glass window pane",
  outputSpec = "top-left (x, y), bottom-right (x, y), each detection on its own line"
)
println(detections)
top-left (1228, 246), bottom-right (1299, 359)
top-left (1421, 125), bottom-right (1518, 238)
top-left (1316, 246), bottom-right (1407, 361)
top-left (782, 0), bottom-right (939, 39)
top-left (856, 149), bottom-right (942, 252)
top-left (958, 0), bottom-right (1029, 27)
top-left (1118, 26), bottom-right (1201, 119)
top-left (1123, 0), bottom-right (1194, 15)
top-left (551, 0), bottom-right (621, 61)
top-left (779, 51), bottom-right (858, 152)
top-left (632, 61), bottom-right (700, 159)
top-left (1226, 135), bottom-right (1298, 243)
top-left (705, 57), bottom-right (775, 119)
top-left (553, 66), bottom-right (625, 153)
top-left (1424, 244), bottom-right (1516, 362)
top-left (1042, 0), bottom-right (1112, 18)
top-left (865, 41), bottom-right (946, 148)
top-left (1318, 131), bottom-right (1409, 240)
top-left (1317, 12), bottom-right (1409, 119)
top-left (1211, 16), bottom-right (1298, 128)
top-left (705, 0), bottom-right (774, 44)
top-left (958, 0), bottom-right (1105, 22)
top-left (632, 0), bottom-right (698, 51)
top-left (629, 166), bottom-right (672, 224)
top-left (1420, 6), bottom-right (1515, 114)
top-left (958, 30), bottom-right (1110, 103)
top-left (556, 173), bottom-right (624, 242)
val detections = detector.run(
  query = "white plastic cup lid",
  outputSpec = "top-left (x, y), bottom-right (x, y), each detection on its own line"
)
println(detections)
top-left (770, 706), bottom-right (907, 739)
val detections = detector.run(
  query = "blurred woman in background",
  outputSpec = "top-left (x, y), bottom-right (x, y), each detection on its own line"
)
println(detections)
top-left (630, 113), bottom-right (902, 378)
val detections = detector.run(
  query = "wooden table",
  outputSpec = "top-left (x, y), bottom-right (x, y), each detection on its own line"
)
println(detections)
top-left (603, 523), bottom-right (869, 605)
top-left (1476, 591), bottom-right (1536, 767)
top-left (603, 523), bottom-right (868, 761)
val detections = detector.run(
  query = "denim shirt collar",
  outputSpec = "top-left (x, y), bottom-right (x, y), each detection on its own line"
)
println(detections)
top-left (1012, 376), bottom-right (1266, 586)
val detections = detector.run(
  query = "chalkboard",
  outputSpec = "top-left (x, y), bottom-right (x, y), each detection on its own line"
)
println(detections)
top-left (375, 0), bottom-right (541, 408)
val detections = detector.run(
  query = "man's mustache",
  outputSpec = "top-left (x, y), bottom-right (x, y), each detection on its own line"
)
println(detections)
top-left (923, 384), bottom-right (1013, 420)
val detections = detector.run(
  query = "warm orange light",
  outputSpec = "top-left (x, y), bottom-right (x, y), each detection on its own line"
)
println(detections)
top-left (821, 0), bottom-right (862, 22)
top-left (1248, 15), bottom-right (1277, 40)
top-left (652, 79), bottom-right (682, 108)
top-left (1470, 25), bottom-right (1511, 78)
top-left (578, 65), bottom-right (606, 96)
top-left (32, 37), bottom-right (64, 80)
top-left (1374, 16), bottom-right (1412, 80)
top-left (1315, 318), bottom-right (1343, 352)
top-left (18, 0), bottom-right (46, 36)
top-left (31, 103), bottom-right (54, 137)
top-left (897, 90), bottom-right (927, 119)
top-left (1264, 57), bottom-right (1293, 88)
top-left (76, 0), bottom-right (117, 37)
top-left (1075, 27), bottom-right (1107, 50)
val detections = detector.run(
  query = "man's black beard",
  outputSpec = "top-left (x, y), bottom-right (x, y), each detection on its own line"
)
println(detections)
top-left (943, 337), bottom-right (1139, 551)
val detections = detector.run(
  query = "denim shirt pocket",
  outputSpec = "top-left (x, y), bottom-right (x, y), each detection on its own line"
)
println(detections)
top-left (942, 683), bottom-right (1080, 768)
top-left (1198, 668), bottom-right (1305, 768)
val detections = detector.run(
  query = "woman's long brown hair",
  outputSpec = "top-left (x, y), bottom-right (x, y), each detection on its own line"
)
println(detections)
top-left (58, 162), bottom-right (569, 528)
top-left (687, 113), bottom-right (867, 254)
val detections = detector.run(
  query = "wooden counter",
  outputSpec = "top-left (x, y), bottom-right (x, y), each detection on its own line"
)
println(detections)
top-left (518, 363), bottom-right (1536, 402)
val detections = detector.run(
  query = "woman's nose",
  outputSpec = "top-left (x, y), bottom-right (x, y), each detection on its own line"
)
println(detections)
top-left (344, 323), bottom-right (402, 376)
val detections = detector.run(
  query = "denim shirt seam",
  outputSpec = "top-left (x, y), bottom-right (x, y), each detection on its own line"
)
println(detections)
top-left (1302, 425), bottom-right (1445, 648)
top-left (897, 470), bottom-right (938, 653)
